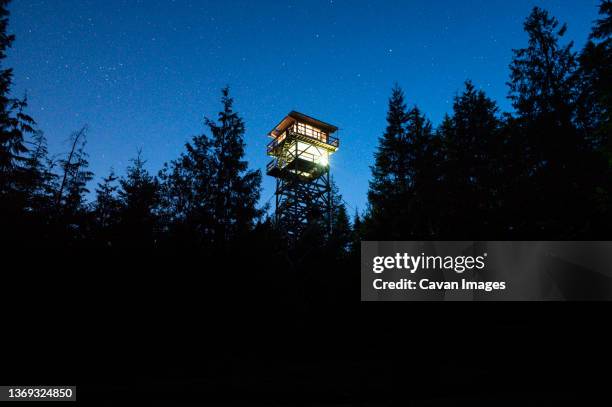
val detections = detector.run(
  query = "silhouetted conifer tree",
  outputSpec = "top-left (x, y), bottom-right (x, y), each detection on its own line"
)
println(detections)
top-left (439, 81), bottom-right (502, 238)
top-left (0, 0), bottom-right (36, 234)
top-left (206, 87), bottom-right (262, 249)
top-left (577, 1), bottom-right (611, 152)
top-left (366, 84), bottom-right (409, 239)
top-left (94, 169), bottom-right (121, 238)
top-left (328, 181), bottom-right (352, 259)
top-left (56, 127), bottom-right (93, 238)
top-left (509, 8), bottom-right (577, 122)
top-left (349, 210), bottom-right (362, 258)
top-left (508, 7), bottom-right (594, 237)
top-left (402, 106), bottom-right (441, 239)
top-left (23, 131), bottom-right (57, 214)
top-left (118, 151), bottom-right (159, 247)
top-left (576, 1), bottom-right (612, 235)
top-left (366, 85), bottom-right (442, 239)
top-left (592, 0), bottom-right (612, 39)
top-left (158, 129), bottom-right (215, 247)
top-left (158, 88), bottom-right (262, 250)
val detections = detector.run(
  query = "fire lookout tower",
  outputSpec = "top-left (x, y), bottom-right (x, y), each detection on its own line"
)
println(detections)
top-left (266, 111), bottom-right (340, 241)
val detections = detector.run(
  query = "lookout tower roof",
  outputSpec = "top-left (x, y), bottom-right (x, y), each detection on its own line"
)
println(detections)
top-left (269, 111), bottom-right (338, 138)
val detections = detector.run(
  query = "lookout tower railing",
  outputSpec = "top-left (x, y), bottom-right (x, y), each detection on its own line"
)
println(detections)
top-left (267, 125), bottom-right (339, 155)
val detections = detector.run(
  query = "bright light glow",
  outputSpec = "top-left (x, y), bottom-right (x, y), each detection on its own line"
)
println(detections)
top-left (316, 153), bottom-right (329, 167)
top-left (284, 140), bottom-right (332, 169)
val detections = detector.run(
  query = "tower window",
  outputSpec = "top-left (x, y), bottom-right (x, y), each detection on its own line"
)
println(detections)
top-left (294, 122), bottom-right (327, 143)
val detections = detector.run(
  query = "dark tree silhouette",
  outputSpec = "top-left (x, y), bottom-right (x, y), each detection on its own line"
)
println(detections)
top-left (158, 87), bottom-right (262, 250)
top-left (366, 84), bottom-right (409, 239)
top-left (158, 125), bottom-right (216, 247)
top-left (52, 126), bottom-right (94, 244)
top-left (508, 8), bottom-right (577, 121)
top-left (118, 151), bottom-right (160, 248)
top-left (94, 169), bottom-right (121, 244)
top-left (439, 81), bottom-right (502, 238)
top-left (507, 7), bottom-right (598, 237)
top-left (366, 85), bottom-right (441, 239)
top-left (23, 130), bottom-right (57, 214)
top-left (328, 180), bottom-right (352, 260)
top-left (577, 1), bottom-right (611, 151)
top-left (56, 127), bottom-right (93, 215)
top-left (576, 1), bottom-right (612, 235)
top-left (0, 0), bottom-right (36, 239)
top-left (349, 209), bottom-right (362, 258)
top-left (402, 106), bottom-right (441, 239)
top-left (592, 0), bottom-right (612, 40)
top-left (206, 87), bottom-right (262, 250)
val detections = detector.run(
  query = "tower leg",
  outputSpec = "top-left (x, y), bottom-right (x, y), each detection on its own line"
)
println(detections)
top-left (275, 178), bottom-right (279, 226)
top-left (327, 169), bottom-right (332, 237)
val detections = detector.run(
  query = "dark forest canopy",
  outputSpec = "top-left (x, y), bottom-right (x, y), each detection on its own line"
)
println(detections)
top-left (1, 1), bottom-right (611, 262)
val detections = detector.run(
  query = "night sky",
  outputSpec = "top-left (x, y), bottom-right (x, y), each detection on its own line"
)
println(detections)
top-left (7, 0), bottom-right (601, 213)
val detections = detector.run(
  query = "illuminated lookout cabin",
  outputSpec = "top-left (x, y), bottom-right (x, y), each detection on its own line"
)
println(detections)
top-left (266, 111), bottom-right (339, 241)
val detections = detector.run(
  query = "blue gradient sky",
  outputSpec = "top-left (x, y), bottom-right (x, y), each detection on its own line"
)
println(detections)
top-left (7, 0), bottom-right (601, 213)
